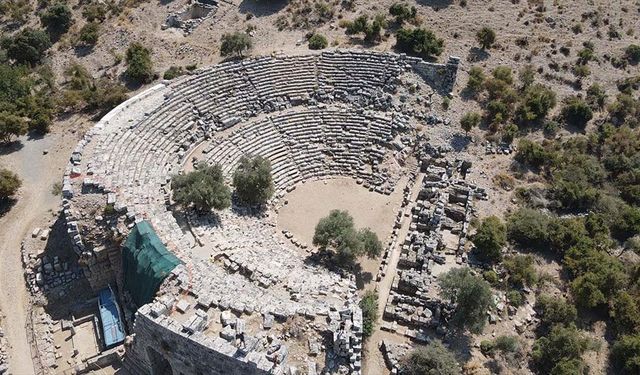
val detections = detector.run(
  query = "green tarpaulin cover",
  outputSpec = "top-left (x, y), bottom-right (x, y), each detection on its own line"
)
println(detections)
top-left (122, 221), bottom-right (182, 307)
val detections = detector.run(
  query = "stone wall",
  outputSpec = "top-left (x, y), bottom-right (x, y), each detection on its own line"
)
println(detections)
top-left (409, 56), bottom-right (460, 95)
top-left (124, 305), bottom-right (279, 375)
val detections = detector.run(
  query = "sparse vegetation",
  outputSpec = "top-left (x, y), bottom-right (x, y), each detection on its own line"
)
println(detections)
top-left (163, 66), bottom-right (185, 80)
top-left (77, 22), bottom-right (100, 46)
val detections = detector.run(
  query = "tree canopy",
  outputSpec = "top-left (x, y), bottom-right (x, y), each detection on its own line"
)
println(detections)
top-left (360, 290), bottom-right (378, 338)
top-left (531, 325), bottom-right (591, 375)
top-left (220, 32), bottom-right (252, 57)
top-left (313, 210), bottom-right (382, 267)
top-left (611, 334), bottom-right (640, 374)
top-left (476, 27), bottom-right (496, 49)
top-left (40, 3), bottom-right (73, 36)
top-left (395, 27), bottom-right (444, 59)
top-left (438, 267), bottom-right (492, 333)
top-left (1, 28), bottom-right (51, 66)
top-left (125, 42), bottom-right (154, 84)
top-left (400, 341), bottom-right (461, 375)
top-left (232, 155), bottom-right (274, 206)
top-left (472, 216), bottom-right (506, 263)
top-left (171, 163), bottom-right (231, 212)
top-left (0, 168), bottom-right (21, 201)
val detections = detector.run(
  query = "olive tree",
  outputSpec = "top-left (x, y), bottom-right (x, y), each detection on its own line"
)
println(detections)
top-left (171, 163), bottom-right (231, 212)
top-left (438, 267), bottom-right (493, 333)
top-left (232, 155), bottom-right (274, 206)
top-left (125, 42), bottom-right (154, 84)
top-left (400, 341), bottom-right (461, 375)
top-left (313, 210), bottom-right (382, 267)
top-left (220, 32), bottom-right (252, 57)
top-left (0, 168), bottom-right (21, 201)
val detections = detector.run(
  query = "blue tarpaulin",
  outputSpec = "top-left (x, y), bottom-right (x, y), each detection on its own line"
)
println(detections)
top-left (98, 287), bottom-right (125, 348)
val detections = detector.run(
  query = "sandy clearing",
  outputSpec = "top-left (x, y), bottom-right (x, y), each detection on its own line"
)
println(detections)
top-left (276, 177), bottom-right (407, 281)
top-left (276, 177), bottom-right (405, 246)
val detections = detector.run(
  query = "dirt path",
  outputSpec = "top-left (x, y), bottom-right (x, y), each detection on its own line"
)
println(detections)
top-left (0, 132), bottom-right (76, 374)
top-left (363, 172), bottom-right (424, 375)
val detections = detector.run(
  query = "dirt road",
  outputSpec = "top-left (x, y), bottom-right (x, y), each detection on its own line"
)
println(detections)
top-left (363, 172), bottom-right (424, 375)
top-left (0, 132), bottom-right (76, 374)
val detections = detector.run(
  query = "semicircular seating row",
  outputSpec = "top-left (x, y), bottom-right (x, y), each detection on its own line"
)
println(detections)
top-left (80, 50), bottom-right (413, 252)
top-left (203, 107), bottom-right (408, 194)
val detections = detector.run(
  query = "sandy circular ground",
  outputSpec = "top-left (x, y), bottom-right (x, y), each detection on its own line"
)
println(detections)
top-left (277, 177), bottom-right (405, 245)
top-left (276, 177), bottom-right (407, 289)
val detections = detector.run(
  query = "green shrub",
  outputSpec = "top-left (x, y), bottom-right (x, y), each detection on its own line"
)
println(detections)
top-left (1, 28), bottom-right (51, 66)
top-left (389, 3), bottom-right (416, 24)
top-left (232, 155), bottom-right (274, 206)
top-left (611, 334), bottom-right (640, 374)
top-left (171, 163), bottom-right (231, 212)
top-left (535, 294), bottom-right (577, 329)
top-left (561, 96), bottom-right (593, 129)
top-left (125, 42), bottom-right (154, 83)
top-left (308, 33), bottom-right (328, 50)
top-left (0, 111), bottom-right (27, 143)
top-left (625, 44), bottom-right (640, 64)
top-left (483, 270), bottom-right (499, 285)
top-left (77, 22), bottom-right (100, 46)
top-left (460, 112), bottom-right (481, 134)
top-left (586, 83), bottom-right (607, 108)
top-left (466, 67), bottom-right (485, 93)
top-left (395, 27), bottom-right (444, 59)
top-left (504, 255), bottom-right (537, 287)
top-left (473, 216), bottom-right (506, 263)
top-left (516, 84), bottom-right (557, 124)
top-left (360, 290), bottom-right (378, 338)
top-left (0, 168), bottom-right (21, 201)
top-left (532, 325), bottom-right (591, 375)
top-left (506, 208), bottom-right (551, 249)
top-left (476, 27), bottom-right (496, 49)
top-left (514, 139), bottom-right (553, 169)
top-left (439, 268), bottom-right (492, 333)
top-left (507, 290), bottom-right (525, 307)
top-left (400, 341), bottom-right (461, 375)
top-left (609, 292), bottom-right (640, 336)
top-left (345, 14), bottom-right (386, 42)
top-left (220, 32), bottom-right (252, 57)
top-left (40, 3), bottom-right (73, 35)
top-left (163, 66), bottom-right (185, 80)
